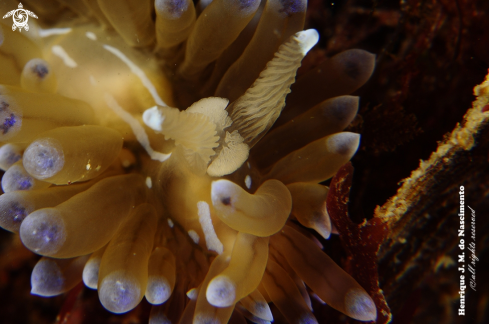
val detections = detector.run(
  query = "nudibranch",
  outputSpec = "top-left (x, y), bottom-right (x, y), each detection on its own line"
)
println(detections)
top-left (0, 0), bottom-right (377, 323)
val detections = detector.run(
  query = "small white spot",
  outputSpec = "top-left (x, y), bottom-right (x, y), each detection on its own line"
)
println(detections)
top-left (247, 162), bottom-right (251, 169)
top-left (146, 177), bottom-right (152, 188)
top-left (38, 28), bottom-right (72, 37)
top-left (121, 159), bottom-right (131, 168)
top-left (188, 230), bottom-right (200, 244)
top-left (51, 45), bottom-right (77, 68)
top-left (86, 163), bottom-right (91, 171)
top-left (115, 280), bottom-right (126, 291)
top-left (245, 175), bottom-right (251, 189)
top-left (89, 75), bottom-right (97, 86)
top-left (167, 218), bottom-right (174, 228)
top-left (85, 31), bottom-right (97, 40)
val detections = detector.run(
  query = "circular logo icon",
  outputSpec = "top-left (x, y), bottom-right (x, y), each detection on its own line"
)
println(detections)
top-left (2, 3), bottom-right (38, 32)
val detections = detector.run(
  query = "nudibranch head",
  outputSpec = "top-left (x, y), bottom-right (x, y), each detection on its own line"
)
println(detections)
top-left (0, 0), bottom-right (377, 323)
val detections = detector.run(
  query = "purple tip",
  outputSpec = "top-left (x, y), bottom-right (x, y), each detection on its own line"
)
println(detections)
top-left (32, 220), bottom-right (62, 244)
top-left (279, 0), bottom-right (306, 16)
top-left (100, 274), bottom-right (140, 314)
top-left (31, 258), bottom-right (65, 296)
top-left (20, 211), bottom-right (66, 256)
top-left (10, 171), bottom-right (33, 190)
top-left (35, 149), bottom-right (57, 169)
top-left (237, 0), bottom-right (257, 10)
top-left (221, 196), bottom-right (231, 206)
top-left (32, 64), bottom-right (49, 79)
top-left (1, 113), bottom-right (16, 134)
top-left (5, 151), bottom-right (21, 166)
top-left (345, 289), bottom-right (377, 321)
top-left (156, 0), bottom-right (188, 18)
top-left (8, 201), bottom-right (27, 224)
